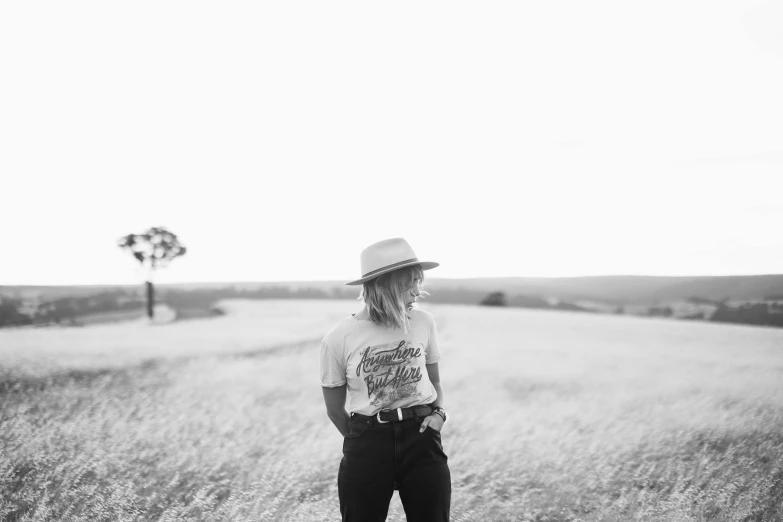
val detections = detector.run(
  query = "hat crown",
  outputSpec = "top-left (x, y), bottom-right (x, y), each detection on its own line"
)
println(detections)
top-left (360, 238), bottom-right (418, 277)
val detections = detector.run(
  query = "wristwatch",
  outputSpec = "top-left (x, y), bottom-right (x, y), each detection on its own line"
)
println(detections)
top-left (431, 406), bottom-right (448, 423)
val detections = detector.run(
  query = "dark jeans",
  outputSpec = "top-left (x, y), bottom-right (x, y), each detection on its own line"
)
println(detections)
top-left (338, 414), bottom-right (451, 522)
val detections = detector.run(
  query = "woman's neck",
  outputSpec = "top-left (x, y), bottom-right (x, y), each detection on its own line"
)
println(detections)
top-left (354, 305), bottom-right (371, 321)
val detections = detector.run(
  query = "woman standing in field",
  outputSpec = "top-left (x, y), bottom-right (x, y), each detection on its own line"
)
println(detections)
top-left (320, 237), bottom-right (451, 522)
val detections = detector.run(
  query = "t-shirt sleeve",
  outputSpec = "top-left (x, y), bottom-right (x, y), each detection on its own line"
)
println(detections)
top-left (320, 338), bottom-right (347, 387)
top-left (425, 315), bottom-right (442, 364)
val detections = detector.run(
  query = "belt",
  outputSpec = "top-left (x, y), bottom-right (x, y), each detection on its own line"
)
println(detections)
top-left (352, 405), bottom-right (434, 425)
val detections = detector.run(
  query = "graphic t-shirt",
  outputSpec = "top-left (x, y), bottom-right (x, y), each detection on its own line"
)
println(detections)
top-left (319, 308), bottom-right (441, 416)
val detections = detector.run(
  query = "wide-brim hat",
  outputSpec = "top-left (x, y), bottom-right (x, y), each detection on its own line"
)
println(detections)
top-left (345, 237), bottom-right (439, 286)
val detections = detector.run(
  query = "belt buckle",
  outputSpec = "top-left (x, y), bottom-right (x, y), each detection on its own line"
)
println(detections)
top-left (376, 407), bottom-right (404, 423)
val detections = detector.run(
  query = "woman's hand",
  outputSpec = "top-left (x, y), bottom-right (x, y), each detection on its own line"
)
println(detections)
top-left (419, 413), bottom-right (444, 433)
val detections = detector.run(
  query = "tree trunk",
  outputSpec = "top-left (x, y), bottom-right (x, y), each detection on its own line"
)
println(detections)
top-left (146, 281), bottom-right (155, 319)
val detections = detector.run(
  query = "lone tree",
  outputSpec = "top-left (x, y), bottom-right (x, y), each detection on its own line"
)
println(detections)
top-left (118, 226), bottom-right (187, 319)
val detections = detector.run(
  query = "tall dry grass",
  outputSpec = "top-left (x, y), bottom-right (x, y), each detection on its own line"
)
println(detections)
top-left (1, 299), bottom-right (782, 521)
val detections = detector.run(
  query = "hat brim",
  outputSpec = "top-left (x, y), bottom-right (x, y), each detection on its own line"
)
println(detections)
top-left (345, 261), bottom-right (439, 286)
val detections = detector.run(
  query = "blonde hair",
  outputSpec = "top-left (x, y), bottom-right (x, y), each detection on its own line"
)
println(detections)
top-left (359, 264), bottom-right (429, 332)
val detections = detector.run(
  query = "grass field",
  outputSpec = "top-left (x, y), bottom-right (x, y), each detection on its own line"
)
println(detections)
top-left (1, 299), bottom-right (782, 521)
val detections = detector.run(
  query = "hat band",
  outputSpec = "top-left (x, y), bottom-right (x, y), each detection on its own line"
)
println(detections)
top-left (362, 257), bottom-right (419, 278)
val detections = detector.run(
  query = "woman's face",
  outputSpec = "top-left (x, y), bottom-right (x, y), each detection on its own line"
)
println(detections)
top-left (405, 277), bottom-right (423, 310)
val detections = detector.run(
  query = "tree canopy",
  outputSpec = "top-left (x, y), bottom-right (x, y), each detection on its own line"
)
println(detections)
top-left (118, 227), bottom-right (187, 273)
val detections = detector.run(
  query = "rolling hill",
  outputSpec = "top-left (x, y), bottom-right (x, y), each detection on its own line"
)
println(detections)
top-left (3, 274), bottom-right (783, 306)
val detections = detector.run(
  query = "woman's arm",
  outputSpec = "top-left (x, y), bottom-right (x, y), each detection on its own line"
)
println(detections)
top-left (421, 362), bottom-right (446, 432)
top-left (322, 385), bottom-right (350, 437)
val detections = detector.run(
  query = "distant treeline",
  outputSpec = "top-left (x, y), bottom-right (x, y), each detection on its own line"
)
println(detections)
top-left (0, 291), bottom-right (146, 327)
top-left (2, 285), bottom-right (783, 329)
top-left (0, 286), bottom-right (359, 327)
top-left (710, 302), bottom-right (783, 327)
top-left (476, 291), bottom-right (783, 328)
top-left (477, 291), bottom-right (591, 311)
top-left (0, 297), bottom-right (34, 327)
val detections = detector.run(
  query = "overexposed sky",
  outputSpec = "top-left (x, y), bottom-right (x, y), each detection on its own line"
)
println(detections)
top-left (1, 1), bottom-right (782, 285)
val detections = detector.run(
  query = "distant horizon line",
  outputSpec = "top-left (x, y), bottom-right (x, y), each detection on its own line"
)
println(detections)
top-left (3, 273), bottom-right (783, 288)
